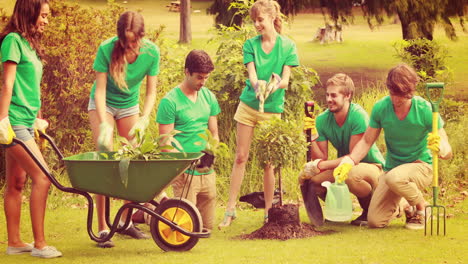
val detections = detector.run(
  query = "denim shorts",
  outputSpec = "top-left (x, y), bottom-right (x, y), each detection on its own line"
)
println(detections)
top-left (87, 98), bottom-right (139, 120)
top-left (1, 125), bottom-right (34, 148)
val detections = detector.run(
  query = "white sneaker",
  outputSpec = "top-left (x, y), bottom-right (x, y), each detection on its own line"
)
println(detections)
top-left (31, 246), bottom-right (62, 258)
top-left (6, 243), bottom-right (34, 255)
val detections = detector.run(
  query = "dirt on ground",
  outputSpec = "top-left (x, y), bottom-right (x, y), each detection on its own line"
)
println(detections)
top-left (238, 204), bottom-right (329, 240)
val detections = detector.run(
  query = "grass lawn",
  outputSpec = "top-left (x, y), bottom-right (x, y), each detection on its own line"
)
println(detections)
top-left (0, 1), bottom-right (467, 263)
top-left (0, 195), bottom-right (467, 264)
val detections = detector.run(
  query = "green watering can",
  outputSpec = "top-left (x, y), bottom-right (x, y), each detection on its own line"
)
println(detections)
top-left (321, 181), bottom-right (353, 221)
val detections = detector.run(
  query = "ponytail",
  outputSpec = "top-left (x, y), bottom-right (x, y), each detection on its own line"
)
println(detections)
top-left (109, 11), bottom-right (145, 90)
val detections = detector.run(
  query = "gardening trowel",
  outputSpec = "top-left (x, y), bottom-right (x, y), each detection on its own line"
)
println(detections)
top-left (301, 101), bottom-right (324, 227)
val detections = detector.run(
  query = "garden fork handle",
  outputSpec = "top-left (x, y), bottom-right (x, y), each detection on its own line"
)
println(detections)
top-left (425, 82), bottom-right (444, 189)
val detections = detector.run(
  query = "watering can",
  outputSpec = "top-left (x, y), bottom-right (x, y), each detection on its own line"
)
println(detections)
top-left (321, 181), bottom-right (353, 222)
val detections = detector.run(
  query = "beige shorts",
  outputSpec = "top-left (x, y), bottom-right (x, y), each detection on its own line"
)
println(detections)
top-left (234, 101), bottom-right (281, 127)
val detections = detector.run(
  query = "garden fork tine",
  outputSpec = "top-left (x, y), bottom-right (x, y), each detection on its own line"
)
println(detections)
top-left (425, 82), bottom-right (446, 236)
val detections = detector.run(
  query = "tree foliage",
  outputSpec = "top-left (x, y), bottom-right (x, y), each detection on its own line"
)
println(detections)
top-left (208, 0), bottom-right (466, 40)
top-left (330, 0), bottom-right (466, 40)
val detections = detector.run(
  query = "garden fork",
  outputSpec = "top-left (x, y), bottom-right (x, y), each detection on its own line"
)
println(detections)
top-left (425, 82), bottom-right (446, 236)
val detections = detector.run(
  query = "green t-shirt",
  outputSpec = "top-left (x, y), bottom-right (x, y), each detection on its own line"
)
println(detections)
top-left (316, 103), bottom-right (385, 165)
top-left (156, 86), bottom-right (221, 175)
top-left (239, 34), bottom-right (299, 113)
top-left (369, 96), bottom-right (443, 171)
top-left (1, 33), bottom-right (42, 127)
top-left (90, 37), bottom-right (160, 108)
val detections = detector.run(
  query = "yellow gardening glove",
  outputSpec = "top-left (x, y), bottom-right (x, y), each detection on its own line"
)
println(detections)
top-left (34, 118), bottom-right (49, 151)
top-left (0, 117), bottom-right (15, 145)
top-left (333, 156), bottom-right (355, 184)
top-left (304, 116), bottom-right (318, 137)
top-left (427, 132), bottom-right (440, 154)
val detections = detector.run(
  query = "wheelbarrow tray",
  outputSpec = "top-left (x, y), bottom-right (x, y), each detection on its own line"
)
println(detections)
top-left (63, 152), bottom-right (203, 203)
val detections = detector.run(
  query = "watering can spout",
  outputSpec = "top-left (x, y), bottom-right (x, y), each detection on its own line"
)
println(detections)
top-left (321, 181), bottom-right (331, 189)
top-left (322, 181), bottom-right (353, 222)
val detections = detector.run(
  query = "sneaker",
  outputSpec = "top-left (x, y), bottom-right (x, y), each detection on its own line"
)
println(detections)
top-left (31, 246), bottom-right (62, 258)
top-left (405, 209), bottom-right (431, 230)
top-left (118, 224), bottom-right (150, 239)
top-left (350, 212), bottom-right (368, 226)
top-left (97, 231), bottom-right (115, 248)
top-left (6, 243), bottom-right (34, 255)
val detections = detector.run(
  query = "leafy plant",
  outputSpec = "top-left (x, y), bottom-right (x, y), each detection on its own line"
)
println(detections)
top-left (195, 129), bottom-right (230, 173)
top-left (197, 129), bottom-right (229, 159)
top-left (111, 130), bottom-right (183, 187)
top-left (393, 38), bottom-right (453, 98)
top-left (253, 117), bottom-right (308, 169)
top-left (113, 130), bottom-right (182, 161)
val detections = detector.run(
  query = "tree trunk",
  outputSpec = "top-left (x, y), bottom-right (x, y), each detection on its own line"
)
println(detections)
top-left (179, 0), bottom-right (191, 44)
top-left (397, 9), bottom-right (434, 40)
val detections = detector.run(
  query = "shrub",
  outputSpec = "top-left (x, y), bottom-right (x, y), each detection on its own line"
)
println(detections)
top-left (393, 38), bottom-right (454, 98)
top-left (40, 0), bottom-right (125, 155)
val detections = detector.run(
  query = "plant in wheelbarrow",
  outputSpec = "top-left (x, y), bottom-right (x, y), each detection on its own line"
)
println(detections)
top-left (93, 130), bottom-right (209, 251)
top-left (194, 129), bottom-right (229, 173)
top-left (241, 117), bottom-right (324, 240)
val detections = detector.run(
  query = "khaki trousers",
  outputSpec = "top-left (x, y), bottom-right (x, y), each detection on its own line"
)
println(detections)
top-left (171, 172), bottom-right (216, 230)
top-left (310, 163), bottom-right (382, 198)
top-left (368, 162), bottom-right (432, 228)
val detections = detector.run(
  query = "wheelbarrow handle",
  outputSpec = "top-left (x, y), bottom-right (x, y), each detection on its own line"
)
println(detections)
top-left (13, 135), bottom-right (101, 242)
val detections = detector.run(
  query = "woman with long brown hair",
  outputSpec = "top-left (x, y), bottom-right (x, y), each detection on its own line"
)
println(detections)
top-left (0, 0), bottom-right (62, 258)
top-left (88, 11), bottom-right (160, 248)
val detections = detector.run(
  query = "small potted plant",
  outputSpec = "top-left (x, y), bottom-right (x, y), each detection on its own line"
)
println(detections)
top-left (195, 129), bottom-right (229, 173)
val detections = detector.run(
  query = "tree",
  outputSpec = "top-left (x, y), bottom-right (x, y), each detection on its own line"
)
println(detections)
top-left (208, 0), bottom-right (466, 40)
top-left (207, 0), bottom-right (245, 27)
top-left (322, 0), bottom-right (466, 40)
top-left (179, 0), bottom-right (191, 43)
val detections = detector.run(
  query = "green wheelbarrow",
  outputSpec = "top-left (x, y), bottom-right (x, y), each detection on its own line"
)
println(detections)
top-left (13, 132), bottom-right (210, 252)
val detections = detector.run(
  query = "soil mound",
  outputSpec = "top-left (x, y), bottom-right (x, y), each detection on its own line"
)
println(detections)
top-left (239, 204), bottom-right (328, 240)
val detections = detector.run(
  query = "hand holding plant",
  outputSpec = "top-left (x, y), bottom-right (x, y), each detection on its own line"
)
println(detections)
top-left (195, 129), bottom-right (229, 172)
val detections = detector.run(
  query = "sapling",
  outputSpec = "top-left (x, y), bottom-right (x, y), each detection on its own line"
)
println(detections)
top-left (195, 129), bottom-right (229, 173)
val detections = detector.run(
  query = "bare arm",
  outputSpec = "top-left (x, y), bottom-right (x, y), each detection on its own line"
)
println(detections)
top-left (141, 75), bottom-right (158, 117)
top-left (158, 123), bottom-right (177, 152)
top-left (310, 140), bottom-right (327, 161)
top-left (438, 128), bottom-right (452, 160)
top-left (94, 71), bottom-right (108, 124)
top-left (207, 115), bottom-right (219, 142)
top-left (0, 61), bottom-right (17, 119)
top-left (317, 133), bottom-right (365, 170)
top-left (349, 127), bottom-right (381, 164)
top-left (246, 62), bottom-right (258, 88)
top-left (278, 65), bottom-right (292, 89)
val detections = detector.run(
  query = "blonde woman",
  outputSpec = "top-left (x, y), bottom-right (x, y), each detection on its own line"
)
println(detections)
top-left (88, 11), bottom-right (160, 247)
top-left (219, 0), bottom-right (299, 228)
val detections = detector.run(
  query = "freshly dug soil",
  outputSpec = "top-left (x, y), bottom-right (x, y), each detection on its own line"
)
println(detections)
top-left (239, 204), bottom-right (327, 240)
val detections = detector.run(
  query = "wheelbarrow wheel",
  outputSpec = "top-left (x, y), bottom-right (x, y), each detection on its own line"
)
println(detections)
top-left (150, 198), bottom-right (202, 252)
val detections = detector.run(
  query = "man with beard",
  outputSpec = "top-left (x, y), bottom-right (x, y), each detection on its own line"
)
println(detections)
top-left (300, 73), bottom-right (384, 226)
top-left (157, 49), bottom-right (220, 231)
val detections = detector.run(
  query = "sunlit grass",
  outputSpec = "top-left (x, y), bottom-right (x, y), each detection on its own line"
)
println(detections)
top-left (0, 197), bottom-right (466, 264)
